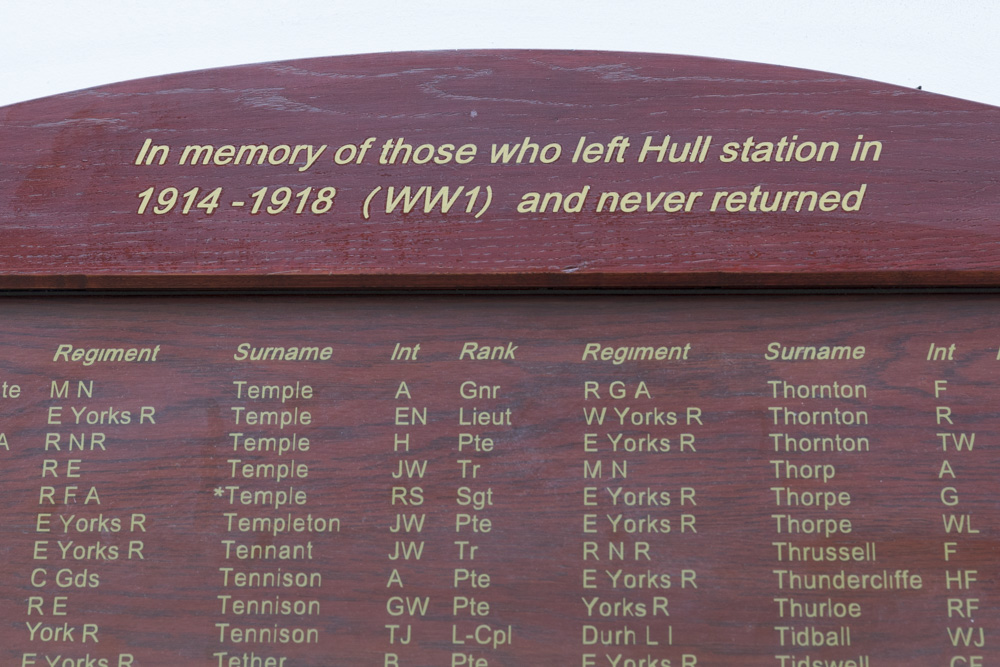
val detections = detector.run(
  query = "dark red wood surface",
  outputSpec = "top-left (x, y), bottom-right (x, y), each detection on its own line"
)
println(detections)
top-left (1, 51), bottom-right (999, 289)
top-left (0, 295), bottom-right (997, 665)
top-left (2, 51), bottom-right (999, 665)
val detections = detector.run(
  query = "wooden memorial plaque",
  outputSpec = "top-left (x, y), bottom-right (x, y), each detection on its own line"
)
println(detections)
top-left (1, 51), bottom-right (999, 666)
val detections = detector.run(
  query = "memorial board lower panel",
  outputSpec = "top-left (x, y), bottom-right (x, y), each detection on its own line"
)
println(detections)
top-left (0, 294), bottom-right (996, 666)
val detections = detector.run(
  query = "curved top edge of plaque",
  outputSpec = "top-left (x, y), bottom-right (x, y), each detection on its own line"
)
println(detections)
top-left (1, 49), bottom-right (999, 291)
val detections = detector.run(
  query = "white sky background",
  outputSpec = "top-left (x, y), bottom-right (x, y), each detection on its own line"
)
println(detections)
top-left (1, 0), bottom-right (998, 108)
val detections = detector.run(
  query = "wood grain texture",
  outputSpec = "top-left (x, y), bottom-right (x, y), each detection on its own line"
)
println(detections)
top-left (1, 51), bottom-right (999, 289)
top-left (0, 295), bottom-right (997, 664)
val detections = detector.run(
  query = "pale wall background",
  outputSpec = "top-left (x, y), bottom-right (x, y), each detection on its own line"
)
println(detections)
top-left (2, 0), bottom-right (998, 107)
